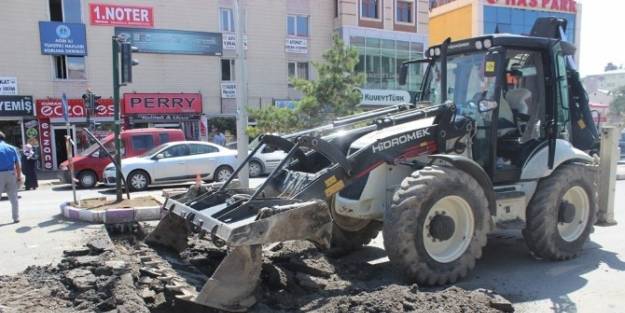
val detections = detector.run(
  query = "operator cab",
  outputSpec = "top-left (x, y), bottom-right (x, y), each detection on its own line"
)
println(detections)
top-left (399, 18), bottom-right (597, 185)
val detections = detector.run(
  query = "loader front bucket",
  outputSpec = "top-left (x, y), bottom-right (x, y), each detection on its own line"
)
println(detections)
top-left (146, 196), bottom-right (333, 312)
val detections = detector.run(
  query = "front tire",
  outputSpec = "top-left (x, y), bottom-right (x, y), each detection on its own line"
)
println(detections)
top-left (77, 170), bottom-right (97, 189)
top-left (128, 170), bottom-right (150, 191)
top-left (523, 163), bottom-right (597, 260)
top-left (383, 166), bottom-right (490, 285)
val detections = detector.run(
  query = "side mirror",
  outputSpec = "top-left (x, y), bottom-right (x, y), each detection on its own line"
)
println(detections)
top-left (398, 63), bottom-right (408, 86)
top-left (154, 153), bottom-right (164, 160)
top-left (479, 100), bottom-right (498, 112)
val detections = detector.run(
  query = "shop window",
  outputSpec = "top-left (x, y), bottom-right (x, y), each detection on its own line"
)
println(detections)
top-left (221, 59), bottom-right (235, 81)
top-left (288, 62), bottom-right (309, 86)
top-left (220, 8), bottom-right (234, 32)
top-left (361, 0), bottom-right (379, 19)
top-left (190, 144), bottom-right (218, 155)
top-left (287, 15), bottom-right (309, 37)
top-left (131, 135), bottom-right (154, 150)
top-left (396, 1), bottom-right (413, 23)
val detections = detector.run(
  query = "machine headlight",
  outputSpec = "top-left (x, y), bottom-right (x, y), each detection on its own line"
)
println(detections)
top-left (483, 39), bottom-right (492, 49)
top-left (475, 40), bottom-right (483, 50)
top-left (434, 47), bottom-right (441, 56)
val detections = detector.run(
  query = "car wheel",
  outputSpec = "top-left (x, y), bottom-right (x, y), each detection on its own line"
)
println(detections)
top-left (249, 160), bottom-right (264, 177)
top-left (128, 170), bottom-right (150, 191)
top-left (214, 165), bottom-right (234, 182)
top-left (77, 170), bottom-right (97, 189)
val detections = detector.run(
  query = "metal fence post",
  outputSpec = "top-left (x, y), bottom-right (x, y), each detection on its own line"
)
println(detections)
top-left (597, 125), bottom-right (619, 225)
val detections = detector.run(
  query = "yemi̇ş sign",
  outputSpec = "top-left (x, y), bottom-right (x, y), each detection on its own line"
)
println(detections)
top-left (0, 96), bottom-right (33, 116)
top-left (485, 0), bottom-right (577, 13)
top-left (359, 89), bottom-right (411, 106)
top-left (90, 3), bottom-right (154, 27)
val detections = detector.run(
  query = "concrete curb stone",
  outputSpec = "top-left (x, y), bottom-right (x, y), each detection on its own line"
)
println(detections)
top-left (60, 202), bottom-right (162, 224)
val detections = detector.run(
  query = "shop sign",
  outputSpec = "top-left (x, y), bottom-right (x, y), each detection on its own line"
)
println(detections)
top-left (90, 3), bottom-right (154, 27)
top-left (275, 99), bottom-right (296, 109)
top-left (285, 38), bottom-right (308, 54)
top-left (485, 0), bottom-right (577, 13)
top-left (359, 89), bottom-right (411, 106)
top-left (38, 21), bottom-right (87, 56)
top-left (115, 28), bottom-right (222, 56)
top-left (39, 119), bottom-right (53, 170)
top-left (123, 93), bottom-right (202, 114)
top-left (130, 114), bottom-right (199, 122)
top-left (36, 98), bottom-right (114, 118)
top-left (221, 83), bottom-right (237, 99)
top-left (0, 77), bottom-right (18, 95)
top-left (0, 95), bottom-right (34, 116)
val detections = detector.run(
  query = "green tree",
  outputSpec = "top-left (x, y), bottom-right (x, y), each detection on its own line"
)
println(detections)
top-left (247, 105), bottom-right (299, 138)
top-left (292, 34), bottom-right (365, 128)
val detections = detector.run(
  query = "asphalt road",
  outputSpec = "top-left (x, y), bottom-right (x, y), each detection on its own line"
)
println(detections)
top-left (1, 180), bottom-right (623, 313)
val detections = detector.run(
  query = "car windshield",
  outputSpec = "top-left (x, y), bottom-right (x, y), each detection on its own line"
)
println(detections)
top-left (424, 51), bottom-right (497, 112)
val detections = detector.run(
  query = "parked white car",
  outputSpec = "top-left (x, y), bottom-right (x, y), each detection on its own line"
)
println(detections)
top-left (103, 141), bottom-right (237, 191)
top-left (226, 142), bottom-right (287, 177)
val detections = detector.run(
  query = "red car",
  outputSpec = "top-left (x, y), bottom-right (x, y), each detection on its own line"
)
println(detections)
top-left (59, 128), bottom-right (185, 188)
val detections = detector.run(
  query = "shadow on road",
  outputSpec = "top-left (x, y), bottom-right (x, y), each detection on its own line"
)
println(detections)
top-left (15, 226), bottom-right (32, 233)
top-left (0, 222), bottom-right (16, 228)
top-left (36, 214), bottom-right (92, 233)
top-left (456, 230), bottom-right (625, 313)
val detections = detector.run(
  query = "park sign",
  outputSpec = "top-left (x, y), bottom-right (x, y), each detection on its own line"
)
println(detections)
top-left (38, 21), bottom-right (87, 56)
top-left (115, 28), bottom-right (222, 56)
top-left (485, 0), bottom-right (577, 13)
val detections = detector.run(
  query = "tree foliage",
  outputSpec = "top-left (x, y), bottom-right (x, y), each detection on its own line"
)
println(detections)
top-left (247, 34), bottom-right (364, 136)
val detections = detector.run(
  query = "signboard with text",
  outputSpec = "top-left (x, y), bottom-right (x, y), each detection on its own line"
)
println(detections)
top-left (90, 3), bottom-right (154, 27)
top-left (38, 21), bottom-right (87, 56)
top-left (275, 99), bottom-right (296, 109)
top-left (0, 77), bottom-right (18, 95)
top-left (0, 95), bottom-right (33, 116)
top-left (36, 98), bottom-right (113, 119)
top-left (123, 93), bottom-right (202, 114)
top-left (39, 119), bottom-right (53, 169)
top-left (115, 28), bottom-right (222, 55)
top-left (359, 89), bottom-right (411, 106)
top-left (220, 83), bottom-right (237, 99)
top-left (285, 38), bottom-right (308, 54)
top-left (485, 0), bottom-right (577, 13)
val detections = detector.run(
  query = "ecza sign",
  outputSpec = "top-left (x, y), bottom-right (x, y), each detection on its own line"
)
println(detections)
top-left (38, 21), bottom-right (87, 56)
top-left (39, 119), bottom-right (53, 169)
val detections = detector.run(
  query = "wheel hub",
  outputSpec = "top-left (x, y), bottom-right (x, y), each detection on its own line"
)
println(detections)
top-left (558, 200), bottom-right (576, 224)
top-left (429, 214), bottom-right (455, 241)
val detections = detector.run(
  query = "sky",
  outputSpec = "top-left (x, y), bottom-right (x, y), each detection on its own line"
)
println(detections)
top-left (579, 0), bottom-right (625, 76)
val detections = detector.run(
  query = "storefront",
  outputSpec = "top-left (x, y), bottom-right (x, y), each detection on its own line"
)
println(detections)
top-left (123, 93), bottom-right (203, 140)
top-left (35, 98), bottom-right (114, 170)
top-left (0, 95), bottom-right (36, 149)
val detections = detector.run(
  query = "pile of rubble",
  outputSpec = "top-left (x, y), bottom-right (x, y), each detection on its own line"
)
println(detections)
top-left (0, 227), bottom-right (514, 313)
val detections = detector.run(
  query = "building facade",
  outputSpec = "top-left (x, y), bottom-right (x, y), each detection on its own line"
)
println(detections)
top-left (0, 0), bottom-right (428, 169)
top-left (428, 0), bottom-right (581, 56)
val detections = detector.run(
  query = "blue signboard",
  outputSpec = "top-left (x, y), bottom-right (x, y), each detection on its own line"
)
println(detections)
top-left (115, 28), bottom-right (222, 56)
top-left (38, 21), bottom-right (87, 56)
top-left (275, 100), bottom-right (297, 109)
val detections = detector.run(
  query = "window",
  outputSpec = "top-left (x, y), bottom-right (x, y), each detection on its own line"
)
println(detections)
top-left (220, 8), bottom-right (234, 32)
top-left (163, 144), bottom-right (190, 158)
top-left (221, 59), bottom-right (235, 81)
top-left (288, 62), bottom-right (309, 84)
top-left (159, 133), bottom-right (170, 144)
top-left (396, 1), bottom-right (413, 23)
top-left (335, 0), bottom-right (339, 17)
top-left (190, 144), bottom-right (218, 155)
top-left (287, 15), bottom-right (309, 37)
top-left (131, 135), bottom-right (154, 150)
top-left (50, 0), bottom-right (86, 80)
top-left (361, 0), bottom-right (379, 19)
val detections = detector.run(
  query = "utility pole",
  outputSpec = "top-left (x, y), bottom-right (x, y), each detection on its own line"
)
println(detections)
top-left (112, 37), bottom-right (123, 202)
top-left (234, 0), bottom-right (249, 188)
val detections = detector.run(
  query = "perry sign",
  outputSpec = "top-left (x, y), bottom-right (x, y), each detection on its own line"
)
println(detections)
top-left (36, 98), bottom-right (114, 119)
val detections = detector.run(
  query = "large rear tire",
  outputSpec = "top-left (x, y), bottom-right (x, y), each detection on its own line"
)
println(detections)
top-left (329, 197), bottom-right (381, 251)
top-left (383, 166), bottom-right (490, 285)
top-left (523, 163), bottom-right (597, 260)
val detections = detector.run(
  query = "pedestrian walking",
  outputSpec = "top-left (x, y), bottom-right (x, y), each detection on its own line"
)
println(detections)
top-left (211, 126), bottom-right (226, 146)
top-left (0, 131), bottom-right (21, 223)
top-left (21, 144), bottom-right (38, 190)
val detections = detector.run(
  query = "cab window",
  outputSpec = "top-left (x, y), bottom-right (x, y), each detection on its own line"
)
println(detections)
top-left (162, 145), bottom-right (190, 158)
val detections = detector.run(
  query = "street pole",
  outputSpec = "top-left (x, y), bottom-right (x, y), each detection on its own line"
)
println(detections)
top-left (66, 127), bottom-right (77, 205)
top-left (112, 37), bottom-right (123, 202)
top-left (234, 0), bottom-right (249, 188)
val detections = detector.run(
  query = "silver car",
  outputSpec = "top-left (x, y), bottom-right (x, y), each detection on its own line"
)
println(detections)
top-left (103, 141), bottom-right (236, 191)
top-left (226, 141), bottom-right (287, 177)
